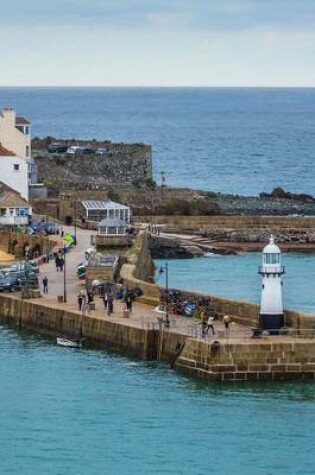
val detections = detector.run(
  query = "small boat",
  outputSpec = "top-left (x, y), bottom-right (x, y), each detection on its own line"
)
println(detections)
top-left (57, 302), bottom-right (85, 348)
top-left (56, 337), bottom-right (84, 348)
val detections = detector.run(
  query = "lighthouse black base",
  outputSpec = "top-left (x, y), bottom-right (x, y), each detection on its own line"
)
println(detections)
top-left (259, 313), bottom-right (284, 332)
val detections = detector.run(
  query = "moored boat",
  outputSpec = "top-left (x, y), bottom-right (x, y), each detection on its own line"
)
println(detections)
top-left (56, 337), bottom-right (84, 348)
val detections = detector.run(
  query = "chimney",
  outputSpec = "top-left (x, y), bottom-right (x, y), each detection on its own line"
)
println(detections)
top-left (2, 107), bottom-right (16, 126)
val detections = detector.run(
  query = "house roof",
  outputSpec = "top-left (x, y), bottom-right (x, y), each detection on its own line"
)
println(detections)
top-left (0, 143), bottom-right (15, 156)
top-left (82, 200), bottom-right (130, 211)
top-left (16, 116), bottom-right (31, 125)
top-left (0, 182), bottom-right (29, 207)
top-left (98, 217), bottom-right (127, 227)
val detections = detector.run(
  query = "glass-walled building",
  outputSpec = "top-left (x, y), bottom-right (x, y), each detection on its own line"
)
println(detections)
top-left (81, 200), bottom-right (131, 224)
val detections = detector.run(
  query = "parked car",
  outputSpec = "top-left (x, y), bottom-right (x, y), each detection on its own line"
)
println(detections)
top-left (96, 147), bottom-right (108, 155)
top-left (67, 146), bottom-right (83, 155)
top-left (30, 220), bottom-right (59, 235)
top-left (0, 271), bottom-right (28, 291)
top-left (26, 261), bottom-right (39, 273)
top-left (0, 272), bottom-right (15, 292)
top-left (81, 147), bottom-right (95, 155)
top-left (48, 143), bottom-right (69, 153)
top-left (3, 271), bottom-right (26, 290)
top-left (3, 271), bottom-right (39, 290)
top-left (67, 146), bottom-right (95, 155)
top-left (8, 261), bottom-right (39, 274)
top-left (45, 222), bottom-right (59, 234)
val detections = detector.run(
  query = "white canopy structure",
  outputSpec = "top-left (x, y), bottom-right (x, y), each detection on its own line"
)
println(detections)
top-left (98, 217), bottom-right (127, 236)
top-left (82, 200), bottom-right (131, 223)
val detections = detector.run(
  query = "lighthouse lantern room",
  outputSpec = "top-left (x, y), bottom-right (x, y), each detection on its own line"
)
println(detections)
top-left (259, 235), bottom-right (285, 331)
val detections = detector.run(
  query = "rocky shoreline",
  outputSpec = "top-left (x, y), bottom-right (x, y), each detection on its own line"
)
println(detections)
top-left (149, 235), bottom-right (238, 259)
top-left (206, 193), bottom-right (315, 216)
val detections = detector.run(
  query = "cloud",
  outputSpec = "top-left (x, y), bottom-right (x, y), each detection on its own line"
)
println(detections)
top-left (146, 12), bottom-right (189, 29)
top-left (1, 0), bottom-right (315, 32)
top-left (0, 1), bottom-right (314, 86)
top-left (260, 29), bottom-right (315, 51)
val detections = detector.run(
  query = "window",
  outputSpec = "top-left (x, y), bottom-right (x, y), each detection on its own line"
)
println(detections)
top-left (264, 253), bottom-right (280, 264)
top-left (0, 209), bottom-right (6, 216)
top-left (13, 164), bottom-right (20, 171)
top-left (26, 146), bottom-right (30, 157)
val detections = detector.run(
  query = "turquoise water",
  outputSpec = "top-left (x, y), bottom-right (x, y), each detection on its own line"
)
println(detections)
top-left (155, 253), bottom-right (315, 314)
top-left (0, 87), bottom-right (314, 195)
top-left (1, 325), bottom-right (315, 475)
top-left (0, 87), bottom-right (314, 473)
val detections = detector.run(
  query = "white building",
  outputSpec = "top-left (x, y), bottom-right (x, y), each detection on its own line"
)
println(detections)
top-left (0, 182), bottom-right (32, 226)
top-left (0, 107), bottom-right (43, 200)
top-left (0, 145), bottom-right (29, 200)
top-left (82, 200), bottom-right (131, 224)
top-left (259, 236), bottom-right (285, 331)
top-left (0, 107), bottom-right (31, 158)
top-left (98, 218), bottom-right (127, 236)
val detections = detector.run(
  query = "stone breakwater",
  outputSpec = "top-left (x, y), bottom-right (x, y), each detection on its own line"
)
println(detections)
top-left (136, 215), bottom-right (315, 251)
top-left (175, 338), bottom-right (315, 382)
top-left (33, 140), bottom-right (152, 193)
top-left (207, 193), bottom-right (315, 216)
top-left (149, 235), bottom-right (236, 258)
top-left (2, 292), bottom-right (315, 382)
top-left (0, 227), bottom-right (314, 383)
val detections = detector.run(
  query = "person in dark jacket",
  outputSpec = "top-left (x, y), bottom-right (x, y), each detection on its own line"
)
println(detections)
top-left (43, 276), bottom-right (48, 294)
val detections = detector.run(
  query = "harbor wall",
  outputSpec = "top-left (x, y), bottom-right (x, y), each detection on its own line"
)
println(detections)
top-left (134, 215), bottom-right (315, 231)
top-left (0, 295), bottom-right (158, 360)
top-left (1, 293), bottom-right (315, 382)
top-left (175, 338), bottom-right (315, 381)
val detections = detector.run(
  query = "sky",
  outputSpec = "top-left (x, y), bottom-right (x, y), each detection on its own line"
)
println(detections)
top-left (0, 0), bottom-right (314, 87)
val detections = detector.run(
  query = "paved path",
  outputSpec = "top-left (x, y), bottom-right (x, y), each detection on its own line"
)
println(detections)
top-left (36, 226), bottom-right (252, 341)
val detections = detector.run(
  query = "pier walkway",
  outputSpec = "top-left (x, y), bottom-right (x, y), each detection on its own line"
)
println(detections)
top-left (37, 227), bottom-right (248, 340)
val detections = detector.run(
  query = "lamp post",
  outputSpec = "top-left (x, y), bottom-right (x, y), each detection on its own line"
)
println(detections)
top-left (74, 200), bottom-right (77, 245)
top-left (159, 262), bottom-right (170, 328)
top-left (161, 171), bottom-right (165, 199)
top-left (61, 244), bottom-right (67, 303)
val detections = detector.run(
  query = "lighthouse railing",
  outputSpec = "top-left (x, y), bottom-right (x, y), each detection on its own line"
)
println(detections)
top-left (258, 265), bottom-right (285, 275)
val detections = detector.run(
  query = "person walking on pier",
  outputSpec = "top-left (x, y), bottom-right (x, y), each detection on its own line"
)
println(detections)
top-left (206, 315), bottom-right (215, 336)
top-left (223, 314), bottom-right (231, 333)
top-left (107, 294), bottom-right (114, 315)
top-left (200, 309), bottom-right (208, 338)
top-left (78, 289), bottom-right (86, 310)
top-left (102, 291), bottom-right (108, 310)
top-left (125, 294), bottom-right (133, 314)
top-left (42, 276), bottom-right (48, 294)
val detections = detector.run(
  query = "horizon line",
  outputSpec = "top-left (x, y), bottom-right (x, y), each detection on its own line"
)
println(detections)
top-left (0, 85), bottom-right (314, 89)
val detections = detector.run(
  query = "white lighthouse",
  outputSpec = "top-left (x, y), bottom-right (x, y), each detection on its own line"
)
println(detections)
top-left (259, 235), bottom-right (285, 331)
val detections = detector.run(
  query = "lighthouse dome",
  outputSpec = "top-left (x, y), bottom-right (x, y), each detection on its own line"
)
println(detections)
top-left (263, 235), bottom-right (281, 254)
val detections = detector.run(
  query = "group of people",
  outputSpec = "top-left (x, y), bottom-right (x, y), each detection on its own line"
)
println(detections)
top-left (77, 289), bottom-right (95, 311)
top-left (55, 254), bottom-right (64, 272)
top-left (77, 286), bottom-right (135, 316)
top-left (200, 312), bottom-right (231, 338)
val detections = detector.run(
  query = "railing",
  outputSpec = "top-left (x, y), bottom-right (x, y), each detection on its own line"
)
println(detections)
top-left (258, 265), bottom-right (285, 274)
top-left (140, 318), bottom-right (315, 342)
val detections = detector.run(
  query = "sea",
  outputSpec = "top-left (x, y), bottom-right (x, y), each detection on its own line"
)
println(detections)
top-left (0, 88), bottom-right (315, 474)
top-left (155, 252), bottom-right (315, 315)
top-left (0, 87), bottom-right (314, 195)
